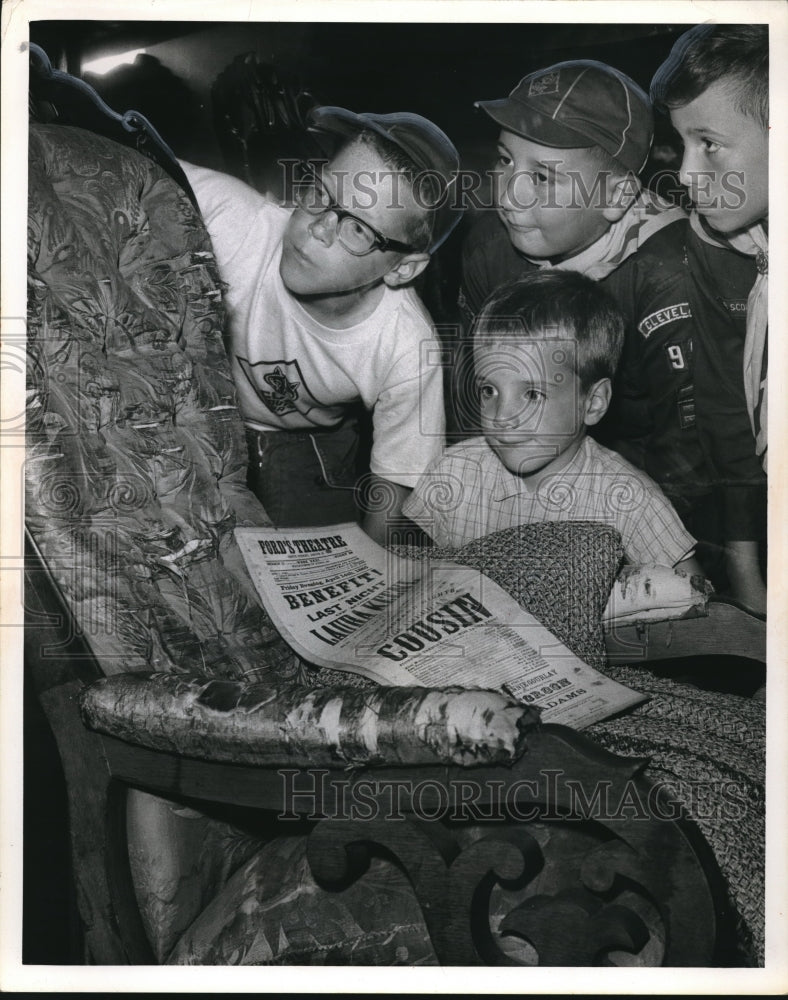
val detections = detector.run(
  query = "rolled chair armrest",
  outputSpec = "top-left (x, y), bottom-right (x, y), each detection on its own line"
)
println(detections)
top-left (79, 671), bottom-right (540, 769)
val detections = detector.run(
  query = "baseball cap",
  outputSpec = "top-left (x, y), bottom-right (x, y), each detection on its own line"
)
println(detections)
top-left (306, 105), bottom-right (464, 252)
top-left (476, 60), bottom-right (654, 174)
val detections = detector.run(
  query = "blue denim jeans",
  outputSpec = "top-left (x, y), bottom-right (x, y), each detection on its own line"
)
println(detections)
top-left (245, 420), bottom-right (361, 527)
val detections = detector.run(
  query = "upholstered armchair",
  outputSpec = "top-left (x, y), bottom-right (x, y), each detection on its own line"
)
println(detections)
top-left (24, 46), bottom-right (766, 967)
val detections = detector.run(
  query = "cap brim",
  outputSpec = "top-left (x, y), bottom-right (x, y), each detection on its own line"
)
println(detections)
top-left (308, 106), bottom-right (375, 140)
top-left (308, 106), bottom-right (459, 177)
top-left (475, 98), bottom-right (596, 150)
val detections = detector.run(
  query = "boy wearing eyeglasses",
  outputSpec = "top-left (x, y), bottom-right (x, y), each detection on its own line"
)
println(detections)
top-left (181, 106), bottom-right (462, 544)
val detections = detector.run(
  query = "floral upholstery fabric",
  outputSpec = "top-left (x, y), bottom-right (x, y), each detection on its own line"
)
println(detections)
top-left (26, 122), bottom-right (294, 683)
top-left (164, 833), bottom-right (437, 966)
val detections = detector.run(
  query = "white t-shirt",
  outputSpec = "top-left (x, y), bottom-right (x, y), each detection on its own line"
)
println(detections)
top-left (181, 162), bottom-right (445, 487)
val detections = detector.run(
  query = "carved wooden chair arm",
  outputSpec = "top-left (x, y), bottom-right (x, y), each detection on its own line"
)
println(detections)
top-left (93, 717), bottom-right (727, 966)
top-left (604, 595), bottom-right (766, 665)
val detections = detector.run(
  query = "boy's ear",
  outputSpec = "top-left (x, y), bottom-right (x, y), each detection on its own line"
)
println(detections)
top-left (383, 253), bottom-right (430, 288)
top-left (602, 173), bottom-right (641, 224)
top-left (582, 377), bottom-right (612, 426)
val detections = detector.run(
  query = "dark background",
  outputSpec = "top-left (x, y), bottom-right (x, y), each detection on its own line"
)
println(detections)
top-left (25, 17), bottom-right (696, 964)
top-left (30, 20), bottom-right (691, 173)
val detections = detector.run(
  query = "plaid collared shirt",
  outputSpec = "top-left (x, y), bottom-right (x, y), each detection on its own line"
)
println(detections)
top-left (403, 435), bottom-right (696, 566)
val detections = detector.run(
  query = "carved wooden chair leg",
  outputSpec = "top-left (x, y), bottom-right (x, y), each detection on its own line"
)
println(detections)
top-left (297, 725), bottom-right (728, 966)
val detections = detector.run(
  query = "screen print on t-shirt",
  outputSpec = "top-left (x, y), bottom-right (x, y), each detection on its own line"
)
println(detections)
top-left (237, 355), bottom-right (345, 429)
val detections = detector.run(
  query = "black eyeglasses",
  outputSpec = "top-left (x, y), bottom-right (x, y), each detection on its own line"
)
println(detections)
top-left (293, 165), bottom-right (418, 256)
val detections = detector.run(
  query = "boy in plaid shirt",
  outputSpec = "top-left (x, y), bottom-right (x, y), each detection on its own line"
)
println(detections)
top-left (404, 271), bottom-right (702, 572)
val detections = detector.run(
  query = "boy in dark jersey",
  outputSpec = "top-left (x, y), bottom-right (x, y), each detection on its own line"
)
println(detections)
top-left (648, 24), bottom-right (767, 614)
